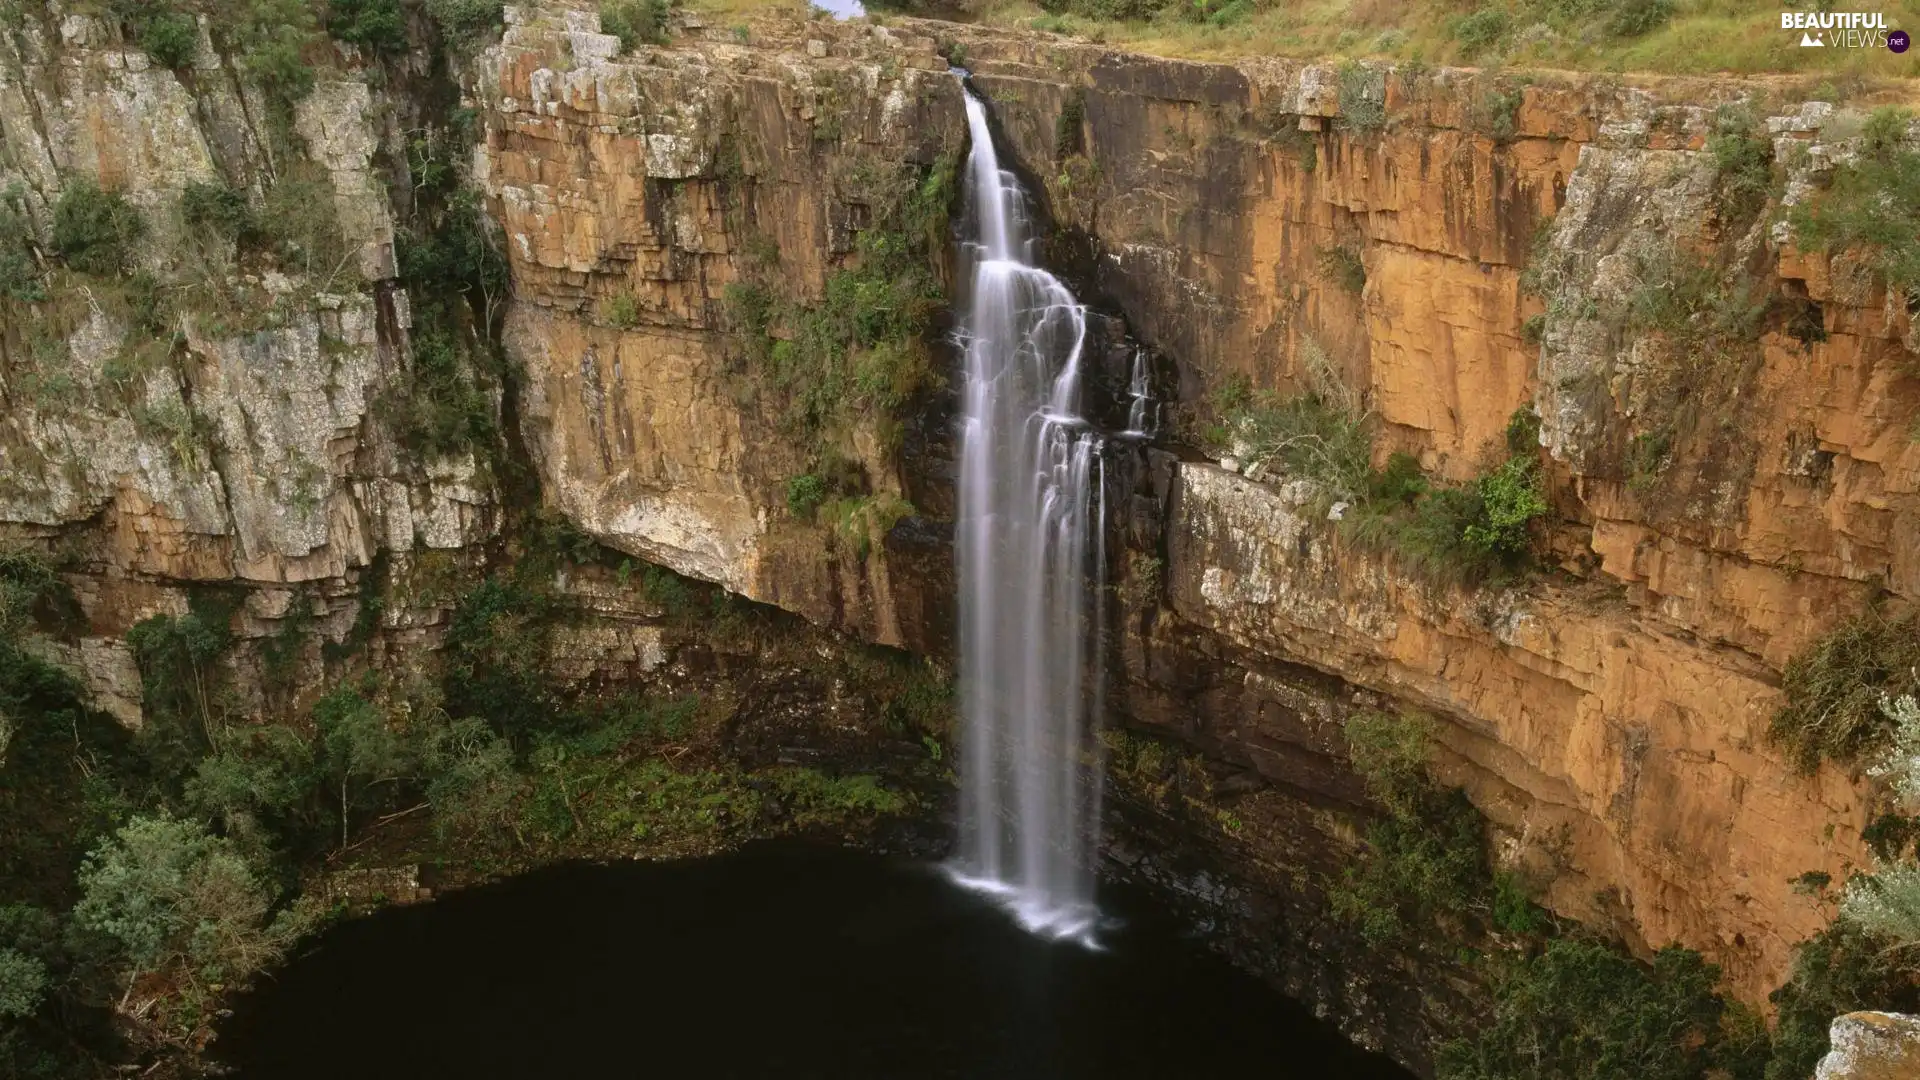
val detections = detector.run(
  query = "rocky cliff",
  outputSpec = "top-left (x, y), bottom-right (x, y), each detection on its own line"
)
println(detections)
top-left (5, 0), bottom-right (1919, 1071)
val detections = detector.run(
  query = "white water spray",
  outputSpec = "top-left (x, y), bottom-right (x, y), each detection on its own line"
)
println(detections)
top-left (950, 86), bottom-right (1108, 943)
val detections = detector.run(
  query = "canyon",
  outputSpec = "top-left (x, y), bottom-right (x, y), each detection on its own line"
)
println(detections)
top-left (2, 0), bottom-right (1917, 1074)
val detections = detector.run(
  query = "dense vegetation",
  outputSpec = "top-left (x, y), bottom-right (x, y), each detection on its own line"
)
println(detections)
top-left (1204, 353), bottom-right (1551, 589)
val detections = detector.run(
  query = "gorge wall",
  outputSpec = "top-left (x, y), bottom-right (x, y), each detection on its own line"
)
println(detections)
top-left (3, 0), bottom-right (1918, 1070)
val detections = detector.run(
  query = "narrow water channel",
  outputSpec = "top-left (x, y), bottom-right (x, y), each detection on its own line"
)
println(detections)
top-left (216, 842), bottom-right (1412, 1079)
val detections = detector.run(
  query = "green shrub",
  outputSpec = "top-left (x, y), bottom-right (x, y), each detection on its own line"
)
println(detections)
top-left (51, 179), bottom-right (145, 276)
top-left (601, 292), bottom-right (640, 328)
top-left (184, 725), bottom-right (319, 856)
top-left (600, 0), bottom-right (671, 50)
top-left (1792, 107), bottom-right (1920, 302)
top-left (1766, 921), bottom-right (1920, 1079)
top-left (1463, 458), bottom-right (1548, 557)
top-left (1768, 606), bottom-right (1920, 772)
top-left (327, 0), bottom-right (408, 54)
top-left (71, 815), bottom-right (309, 993)
top-left (136, 9), bottom-right (200, 69)
top-left (1606, 0), bottom-right (1673, 38)
top-left (1707, 106), bottom-right (1774, 222)
top-left (219, 0), bottom-right (319, 114)
top-left (1842, 862), bottom-right (1920, 945)
top-left (785, 474), bottom-right (828, 519)
top-left (1055, 88), bottom-right (1086, 160)
top-left (315, 684), bottom-right (409, 850)
top-left (1451, 6), bottom-right (1510, 56)
top-left (425, 0), bottom-right (503, 44)
top-left (1868, 694), bottom-right (1920, 808)
top-left (1335, 60), bottom-right (1386, 132)
top-left (1317, 243), bottom-right (1366, 295)
top-left (1437, 939), bottom-right (1741, 1080)
top-left (420, 716), bottom-right (523, 842)
top-left (0, 947), bottom-right (45, 1019)
top-left (1330, 708), bottom-right (1491, 944)
top-left (259, 168), bottom-right (350, 279)
top-left (179, 179), bottom-right (255, 242)
top-left (1215, 390), bottom-right (1372, 499)
top-left (381, 328), bottom-right (495, 459)
top-left (126, 594), bottom-right (236, 776)
top-left (0, 187), bottom-right (41, 302)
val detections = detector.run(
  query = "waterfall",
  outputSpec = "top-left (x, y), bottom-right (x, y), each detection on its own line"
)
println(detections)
top-left (951, 85), bottom-right (1107, 943)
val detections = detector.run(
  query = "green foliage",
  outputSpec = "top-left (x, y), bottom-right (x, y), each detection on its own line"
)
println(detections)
top-left (1491, 871), bottom-right (1547, 934)
top-left (327, 0), bottom-right (408, 54)
top-left (600, 292), bottom-right (640, 329)
top-left (785, 473), bottom-right (829, 519)
top-left (1792, 107), bottom-right (1920, 302)
top-left (184, 725), bottom-right (318, 858)
top-left (1842, 862), bottom-right (1920, 946)
top-left (217, 0), bottom-right (320, 115)
top-left (442, 574), bottom-right (564, 742)
top-left (1342, 707), bottom-right (1432, 816)
top-left (1317, 243), bottom-right (1366, 295)
top-left (125, 593), bottom-right (236, 776)
top-left (51, 180), bottom-right (145, 277)
top-left (0, 186), bottom-right (42, 302)
top-left (424, 0), bottom-right (503, 44)
top-left (71, 815), bottom-right (309, 994)
top-left (725, 156), bottom-right (955, 451)
top-left (419, 716), bottom-right (523, 842)
top-left (383, 327), bottom-right (496, 459)
top-left (1474, 83), bottom-right (1526, 143)
top-left (1437, 939), bottom-right (1741, 1080)
top-left (258, 167), bottom-right (351, 280)
top-left (1769, 606), bottom-right (1920, 772)
top-left (179, 180), bottom-right (255, 243)
top-left (1462, 458), bottom-right (1548, 557)
top-left (135, 8), bottom-right (200, 70)
top-left (1766, 920), bottom-right (1920, 1079)
top-left (600, 0), bottom-right (671, 50)
top-left (1868, 694), bottom-right (1920, 813)
top-left (0, 948), bottom-right (46, 1019)
top-left (1451, 6), bottom-right (1509, 57)
top-left (1335, 60), bottom-right (1386, 133)
top-left (1505, 405), bottom-right (1541, 457)
top-left (1706, 105), bottom-right (1774, 221)
top-left (388, 182), bottom-right (507, 462)
top-left (315, 684), bottom-right (409, 849)
top-left (1213, 389), bottom-right (1372, 500)
top-left (1055, 88), bottom-right (1086, 160)
top-left (1330, 709), bottom-right (1491, 945)
top-left (1606, 0), bottom-right (1672, 38)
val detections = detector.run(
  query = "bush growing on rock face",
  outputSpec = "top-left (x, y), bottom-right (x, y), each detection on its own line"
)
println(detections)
top-left (1769, 606), bottom-right (1920, 772)
top-left (600, 0), bottom-right (672, 50)
top-left (51, 180), bottom-right (145, 277)
top-left (1791, 106), bottom-right (1920, 306)
top-left (425, 0), bottom-right (504, 44)
top-left (327, 0), bottom-right (409, 55)
top-left (0, 187), bottom-right (42, 302)
top-left (71, 815), bottom-right (312, 999)
top-left (1436, 939), bottom-right (1754, 1080)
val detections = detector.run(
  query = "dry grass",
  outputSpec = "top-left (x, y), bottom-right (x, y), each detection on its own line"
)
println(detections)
top-left (698, 0), bottom-right (1920, 86)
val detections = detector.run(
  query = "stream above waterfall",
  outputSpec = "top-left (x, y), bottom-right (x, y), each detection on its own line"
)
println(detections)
top-left (214, 842), bottom-right (1412, 1079)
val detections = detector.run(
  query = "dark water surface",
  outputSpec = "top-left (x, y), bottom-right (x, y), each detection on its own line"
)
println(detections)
top-left (217, 842), bottom-right (1411, 1079)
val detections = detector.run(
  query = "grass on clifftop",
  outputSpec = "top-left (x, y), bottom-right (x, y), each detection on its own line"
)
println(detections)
top-left (742, 0), bottom-right (1920, 79)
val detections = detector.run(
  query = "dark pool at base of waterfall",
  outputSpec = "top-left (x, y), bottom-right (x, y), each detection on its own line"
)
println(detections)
top-left (215, 841), bottom-right (1412, 1079)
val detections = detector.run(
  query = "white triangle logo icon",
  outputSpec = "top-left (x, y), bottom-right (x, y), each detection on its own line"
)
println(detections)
top-left (1801, 31), bottom-right (1824, 46)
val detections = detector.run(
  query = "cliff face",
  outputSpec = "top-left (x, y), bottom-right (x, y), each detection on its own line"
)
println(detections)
top-left (5, 0), bottom-right (1918, 1067)
top-left (463, 6), bottom-right (1918, 1015)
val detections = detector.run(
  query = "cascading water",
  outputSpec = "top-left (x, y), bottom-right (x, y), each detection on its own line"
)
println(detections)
top-left (951, 84), bottom-right (1107, 943)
